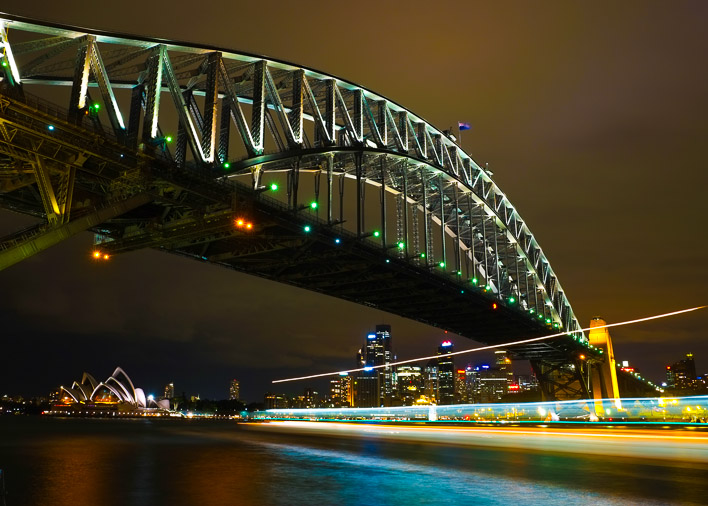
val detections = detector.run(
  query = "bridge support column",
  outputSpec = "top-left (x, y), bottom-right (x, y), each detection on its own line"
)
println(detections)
top-left (588, 317), bottom-right (621, 410)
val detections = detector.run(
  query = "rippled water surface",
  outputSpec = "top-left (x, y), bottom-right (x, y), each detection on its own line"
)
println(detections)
top-left (0, 417), bottom-right (706, 505)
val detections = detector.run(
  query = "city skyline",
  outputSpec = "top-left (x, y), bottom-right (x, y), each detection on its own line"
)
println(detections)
top-left (0, 1), bottom-right (707, 402)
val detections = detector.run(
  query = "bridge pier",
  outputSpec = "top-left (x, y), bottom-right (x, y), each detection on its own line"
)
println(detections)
top-left (588, 317), bottom-right (621, 410)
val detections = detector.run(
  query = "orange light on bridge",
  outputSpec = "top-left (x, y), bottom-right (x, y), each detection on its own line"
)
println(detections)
top-left (236, 219), bottom-right (245, 227)
top-left (492, 303), bottom-right (498, 310)
top-left (246, 223), bottom-right (252, 230)
top-left (92, 251), bottom-right (101, 259)
top-left (103, 254), bottom-right (110, 260)
top-left (579, 354), bottom-right (586, 360)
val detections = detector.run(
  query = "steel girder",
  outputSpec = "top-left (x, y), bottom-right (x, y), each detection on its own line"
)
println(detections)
top-left (0, 15), bottom-right (641, 390)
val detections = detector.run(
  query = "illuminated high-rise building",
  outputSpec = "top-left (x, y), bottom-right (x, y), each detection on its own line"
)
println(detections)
top-left (229, 379), bottom-right (240, 401)
top-left (354, 325), bottom-right (395, 407)
top-left (454, 369), bottom-right (467, 403)
top-left (666, 353), bottom-right (697, 390)
top-left (163, 382), bottom-right (174, 399)
top-left (330, 373), bottom-right (352, 407)
top-left (376, 325), bottom-right (395, 406)
top-left (437, 341), bottom-right (455, 405)
top-left (424, 360), bottom-right (438, 402)
top-left (397, 365), bottom-right (424, 405)
top-left (495, 350), bottom-right (513, 395)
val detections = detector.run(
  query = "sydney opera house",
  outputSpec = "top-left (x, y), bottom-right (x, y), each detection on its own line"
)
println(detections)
top-left (54, 367), bottom-right (170, 415)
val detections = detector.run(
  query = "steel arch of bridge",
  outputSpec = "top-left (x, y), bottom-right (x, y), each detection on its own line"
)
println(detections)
top-left (0, 15), bottom-right (586, 344)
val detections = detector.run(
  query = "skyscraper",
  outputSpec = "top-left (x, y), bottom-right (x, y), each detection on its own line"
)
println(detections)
top-left (495, 350), bottom-right (513, 396)
top-left (666, 353), bottom-right (697, 390)
top-left (396, 365), bottom-right (424, 405)
top-left (437, 341), bottom-right (455, 405)
top-left (330, 373), bottom-right (352, 407)
top-left (163, 382), bottom-right (174, 400)
top-left (355, 325), bottom-right (395, 407)
top-left (229, 379), bottom-right (240, 401)
top-left (376, 325), bottom-right (395, 406)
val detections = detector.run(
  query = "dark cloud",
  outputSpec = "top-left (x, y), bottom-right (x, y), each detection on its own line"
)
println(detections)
top-left (1, 0), bottom-right (707, 400)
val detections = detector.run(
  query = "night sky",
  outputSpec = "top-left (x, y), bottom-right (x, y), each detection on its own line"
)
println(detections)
top-left (1, 1), bottom-right (707, 402)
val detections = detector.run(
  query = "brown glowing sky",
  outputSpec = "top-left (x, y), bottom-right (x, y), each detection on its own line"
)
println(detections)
top-left (1, 1), bottom-right (707, 401)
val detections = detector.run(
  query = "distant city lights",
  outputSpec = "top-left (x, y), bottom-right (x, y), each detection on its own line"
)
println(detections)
top-left (272, 305), bottom-right (707, 384)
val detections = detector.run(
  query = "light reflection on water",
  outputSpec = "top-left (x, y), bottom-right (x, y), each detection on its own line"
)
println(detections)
top-left (0, 418), bottom-right (704, 506)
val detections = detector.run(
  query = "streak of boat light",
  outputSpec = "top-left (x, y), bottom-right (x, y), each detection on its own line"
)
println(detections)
top-left (272, 305), bottom-right (706, 384)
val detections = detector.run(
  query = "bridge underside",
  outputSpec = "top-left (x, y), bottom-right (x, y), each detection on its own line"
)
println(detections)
top-left (0, 14), bottom-right (662, 400)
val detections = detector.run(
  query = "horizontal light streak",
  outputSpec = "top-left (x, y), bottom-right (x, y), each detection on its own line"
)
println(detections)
top-left (272, 305), bottom-right (706, 384)
top-left (255, 421), bottom-right (708, 442)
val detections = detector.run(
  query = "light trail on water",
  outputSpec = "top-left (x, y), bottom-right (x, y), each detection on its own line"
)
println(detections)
top-left (272, 305), bottom-right (706, 384)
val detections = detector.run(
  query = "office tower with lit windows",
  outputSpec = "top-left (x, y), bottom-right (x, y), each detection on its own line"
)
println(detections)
top-left (354, 325), bottom-right (395, 407)
top-left (666, 353), bottom-right (697, 390)
top-left (163, 382), bottom-right (174, 400)
top-left (495, 350), bottom-right (513, 395)
top-left (454, 369), bottom-right (467, 403)
top-left (397, 365), bottom-right (424, 405)
top-left (330, 373), bottom-right (352, 407)
top-left (424, 360), bottom-right (438, 402)
top-left (437, 341), bottom-right (455, 405)
top-left (229, 379), bottom-right (240, 401)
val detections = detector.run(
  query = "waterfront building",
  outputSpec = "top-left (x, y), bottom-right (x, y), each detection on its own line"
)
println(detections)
top-left (454, 369), bottom-right (467, 403)
top-left (666, 353), bottom-right (697, 390)
top-left (57, 367), bottom-right (169, 413)
top-left (353, 325), bottom-right (395, 407)
top-left (396, 365), bottom-right (424, 405)
top-left (354, 370), bottom-right (379, 408)
top-left (330, 373), bottom-right (352, 407)
top-left (163, 382), bottom-right (174, 400)
top-left (424, 360), bottom-right (438, 403)
top-left (264, 392), bottom-right (288, 409)
top-left (437, 341), bottom-right (455, 405)
top-left (229, 379), bottom-right (240, 401)
top-left (495, 350), bottom-right (514, 389)
top-left (476, 365), bottom-right (508, 403)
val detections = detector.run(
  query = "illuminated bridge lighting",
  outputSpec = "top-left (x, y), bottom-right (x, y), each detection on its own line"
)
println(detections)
top-left (272, 305), bottom-right (707, 384)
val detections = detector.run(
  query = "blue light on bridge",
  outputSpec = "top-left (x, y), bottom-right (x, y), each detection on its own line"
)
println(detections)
top-left (335, 238), bottom-right (341, 244)
top-left (47, 125), bottom-right (55, 131)
top-left (367, 334), bottom-right (376, 339)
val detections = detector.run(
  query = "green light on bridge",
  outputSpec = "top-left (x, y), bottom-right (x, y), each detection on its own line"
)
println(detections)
top-left (471, 278), bottom-right (478, 285)
top-left (439, 262), bottom-right (446, 268)
top-left (165, 136), bottom-right (173, 143)
top-left (1, 61), bottom-right (7, 67)
top-left (456, 270), bottom-right (462, 276)
top-left (304, 225), bottom-right (311, 233)
top-left (546, 318), bottom-right (552, 324)
top-left (397, 242), bottom-right (405, 250)
top-left (420, 253), bottom-right (426, 258)
top-left (508, 296), bottom-right (516, 304)
top-left (373, 231), bottom-right (380, 238)
top-left (223, 162), bottom-right (231, 169)
top-left (310, 201), bottom-right (318, 209)
top-left (270, 183), bottom-right (279, 191)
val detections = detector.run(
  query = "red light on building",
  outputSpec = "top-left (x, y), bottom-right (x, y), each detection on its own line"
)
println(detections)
top-left (508, 384), bottom-right (520, 391)
top-left (492, 303), bottom-right (498, 309)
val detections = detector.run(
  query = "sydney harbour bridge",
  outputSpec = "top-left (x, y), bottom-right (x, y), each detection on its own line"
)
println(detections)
top-left (0, 14), bottom-right (658, 401)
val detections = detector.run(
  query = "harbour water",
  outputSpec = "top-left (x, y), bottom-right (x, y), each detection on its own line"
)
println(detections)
top-left (1, 417), bottom-right (706, 505)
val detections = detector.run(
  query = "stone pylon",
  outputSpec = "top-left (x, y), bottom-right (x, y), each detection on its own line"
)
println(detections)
top-left (588, 317), bottom-right (621, 411)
